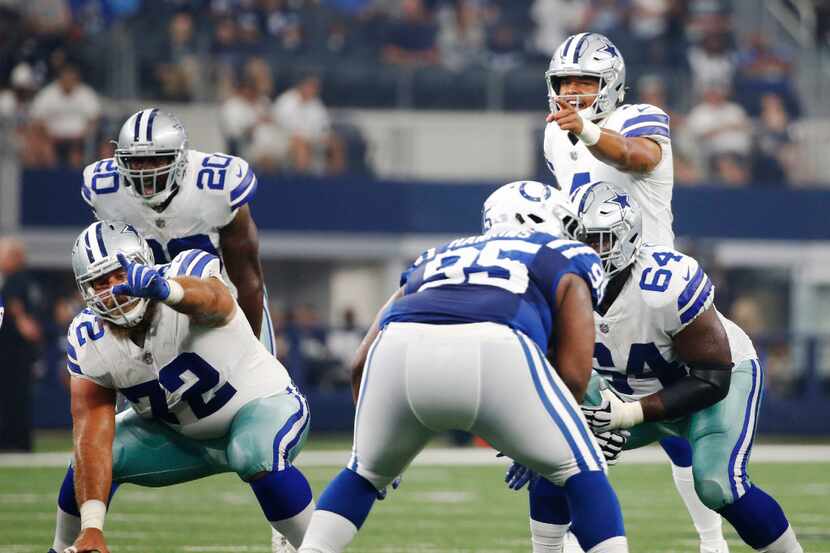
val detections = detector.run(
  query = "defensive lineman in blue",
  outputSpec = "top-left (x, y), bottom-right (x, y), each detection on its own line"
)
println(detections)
top-left (49, 222), bottom-right (313, 553)
top-left (298, 181), bottom-right (629, 553)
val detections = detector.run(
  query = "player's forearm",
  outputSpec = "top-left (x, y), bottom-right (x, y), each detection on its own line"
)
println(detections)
top-left (638, 366), bottom-right (732, 422)
top-left (72, 407), bottom-right (115, 507)
top-left (168, 276), bottom-right (235, 326)
top-left (588, 131), bottom-right (657, 173)
top-left (235, 283), bottom-right (264, 335)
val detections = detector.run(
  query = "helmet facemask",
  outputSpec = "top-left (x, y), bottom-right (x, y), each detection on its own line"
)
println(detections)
top-left (547, 72), bottom-right (619, 121)
top-left (76, 252), bottom-right (151, 327)
top-left (115, 149), bottom-right (186, 207)
top-left (580, 219), bottom-right (637, 278)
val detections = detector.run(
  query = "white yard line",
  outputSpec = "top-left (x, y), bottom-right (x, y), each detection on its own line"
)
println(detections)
top-left (1, 444), bottom-right (828, 468)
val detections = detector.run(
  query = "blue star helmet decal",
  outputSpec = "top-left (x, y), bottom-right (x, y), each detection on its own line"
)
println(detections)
top-left (606, 192), bottom-right (631, 209)
top-left (598, 43), bottom-right (618, 58)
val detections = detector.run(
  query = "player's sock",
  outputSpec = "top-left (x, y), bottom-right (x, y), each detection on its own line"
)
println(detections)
top-left (528, 477), bottom-right (571, 552)
top-left (52, 466), bottom-right (119, 551)
top-left (298, 468), bottom-right (378, 553)
top-left (717, 485), bottom-right (800, 552)
top-left (584, 536), bottom-right (629, 553)
top-left (661, 437), bottom-right (725, 548)
top-left (250, 466), bottom-right (315, 548)
top-left (564, 471), bottom-right (625, 551)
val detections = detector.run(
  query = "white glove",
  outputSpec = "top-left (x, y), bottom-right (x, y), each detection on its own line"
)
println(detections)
top-left (594, 430), bottom-right (629, 465)
top-left (581, 387), bottom-right (644, 432)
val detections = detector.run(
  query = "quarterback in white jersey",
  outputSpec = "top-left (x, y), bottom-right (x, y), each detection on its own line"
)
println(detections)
top-left (81, 108), bottom-right (275, 355)
top-left (572, 184), bottom-right (801, 553)
top-left (49, 222), bottom-right (314, 553)
top-left (543, 32), bottom-right (674, 247)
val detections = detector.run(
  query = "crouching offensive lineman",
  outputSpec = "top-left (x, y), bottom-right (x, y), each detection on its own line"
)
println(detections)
top-left (49, 221), bottom-right (313, 553)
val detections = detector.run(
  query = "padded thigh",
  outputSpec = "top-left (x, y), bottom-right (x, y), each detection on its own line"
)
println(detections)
top-left (112, 409), bottom-right (228, 487)
top-left (226, 393), bottom-right (309, 480)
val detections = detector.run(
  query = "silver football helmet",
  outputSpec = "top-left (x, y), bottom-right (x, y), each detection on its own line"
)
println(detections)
top-left (482, 180), bottom-right (583, 238)
top-left (72, 221), bottom-right (155, 327)
top-left (546, 32), bottom-right (626, 121)
top-left (114, 108), bottom-right (188, 207)
top-left (573, 182), bottom-right (641, 277)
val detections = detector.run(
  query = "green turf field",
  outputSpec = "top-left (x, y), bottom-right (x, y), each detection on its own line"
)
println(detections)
top-left (2, 457), bottom-right (828, 553)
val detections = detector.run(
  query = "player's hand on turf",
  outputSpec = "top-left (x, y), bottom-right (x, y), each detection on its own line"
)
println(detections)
top-left (112, 253), bottom-right (171, 301)
top-left (505, 461), bottom-right (539, 491)
top-left (550, 98), bottom-right (584, 134)
top-left (594, 430), bottom-right (629, 466)
top-left (65, 527), bottom-right (109, 553)
top-left (376, 475), bottom-right (401, 500)
top-left (581, 387), bottom-right (641, 432)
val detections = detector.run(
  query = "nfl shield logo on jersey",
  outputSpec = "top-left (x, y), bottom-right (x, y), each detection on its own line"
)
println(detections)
top-left (599, 322), bottom-right (610, 334)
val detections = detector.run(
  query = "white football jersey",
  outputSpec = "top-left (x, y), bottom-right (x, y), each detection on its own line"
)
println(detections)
top-left (544, 103), bottom-right (674, 247)
top-left (65, 250), bottom-right (290, 439)
top-left (81, 149), bottom-right (257, 270)
top-left (592, 245), bottom-right (755, 401)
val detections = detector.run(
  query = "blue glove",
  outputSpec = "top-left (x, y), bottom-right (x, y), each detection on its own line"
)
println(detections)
top-left (505, 461), bottom-right (539, 491)
top-left (376, 476), bottom-right (402, 500)
top-left (112, 253), bottom-right (171, 301)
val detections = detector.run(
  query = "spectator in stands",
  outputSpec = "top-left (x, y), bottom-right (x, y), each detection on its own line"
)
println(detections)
top-left (29, 63), bottom-right (100, 168)
top-left (0, 62), bottom-right (55, 168)
top-left (156, 12), bottom-right (202, 101)
top-left (688, 29), bottom-right (736, 97)
top-left (220, 73), bottom-right (288, 172)
top-left (530, 0), bottom-right (587, 56)
top-left (437, 0), bottom-right (487, 71)
top-left (325, 307), bottom-right (365, 389)
top-left (578, 0), bottom-right (627, 37)
top-left (751, 93), bottom-right (795, 187)
top-left (735, 32), bottom-right (801, 117)
top-left (686, 80), bottom-right (751, 179)
top-left (0, 237), bottom-right (45, 452)
top-left (272, 74), bottom-right (345, 174)
top-left (382, 0), bottom-right (439, 66)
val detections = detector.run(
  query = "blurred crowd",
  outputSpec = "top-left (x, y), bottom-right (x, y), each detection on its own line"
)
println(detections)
top-left (0, 0), bottom-right (817, 182)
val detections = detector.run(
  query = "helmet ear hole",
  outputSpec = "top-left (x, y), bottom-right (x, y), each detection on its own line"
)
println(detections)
top-left (515, 214), bottom-right (526, 225)
top-left (528, 214), bottom-right (545, 224)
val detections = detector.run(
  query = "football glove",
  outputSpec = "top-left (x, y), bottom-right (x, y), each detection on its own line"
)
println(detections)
top-left (594, 430), bottom-right (629, 466)
top-left (112, 253), bottom-right (171, 301)
top-left (376, 475), bottom-right (401, 500)
top-left (505, 461), bottom-right (539, 491)
top-left (581, 387), bottom-right (644, 432)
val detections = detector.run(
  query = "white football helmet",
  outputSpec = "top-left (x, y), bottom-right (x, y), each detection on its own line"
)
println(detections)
top-left (72, 221), bottom-right (155, 327)
top-left (546, 32), bottom-right (626, 121)
top-left (573, 181), bottom-right (642, 277)
top-left (482, 180), bottom-right (582, 238)
top-left (114, 108), bottom-right (188, 207)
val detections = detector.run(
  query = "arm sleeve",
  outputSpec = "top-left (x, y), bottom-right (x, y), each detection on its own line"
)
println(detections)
top-left (399, 247), bottom-right (436, 288)
top-left (66, 315), bottom-right (115, 388)
top-left (614, 104), bottom-right (671, 145)
top-left (225, 155), bottom-right (258, 215)
top-left (541, 239), bottom-right (605, 308)
top-left (644, 253), bottom-right (715, 336)
top-left (168, 249), bottom-right (224, 281)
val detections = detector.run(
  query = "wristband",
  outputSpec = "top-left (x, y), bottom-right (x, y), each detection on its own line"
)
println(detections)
top-left (576, 117), bottom-right (602, 146)
top-left (80, 499), bottom-right (106, 531)
top-left (619, 400), bottom-right (645, 429)
top-left (163, 279), bottom-right (185, 306)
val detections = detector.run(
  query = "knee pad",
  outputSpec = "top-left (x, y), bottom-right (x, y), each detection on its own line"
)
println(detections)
top-left (693, 465), bottom-right (734, 511)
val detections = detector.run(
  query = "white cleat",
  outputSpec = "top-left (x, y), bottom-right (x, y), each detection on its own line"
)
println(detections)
top-left (272, 528), bottom-right (296, 553)
top-left (700, 539), bottom-right (730, 553)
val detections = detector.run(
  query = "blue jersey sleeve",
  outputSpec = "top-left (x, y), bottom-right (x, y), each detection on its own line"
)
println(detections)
top-left (535, 239), bottom-right (605, 308)
top-left (400, 247), bottom-right (437, 288)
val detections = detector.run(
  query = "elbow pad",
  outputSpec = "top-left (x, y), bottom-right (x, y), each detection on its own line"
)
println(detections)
top-left (659, 362), bottom-right (733, 420)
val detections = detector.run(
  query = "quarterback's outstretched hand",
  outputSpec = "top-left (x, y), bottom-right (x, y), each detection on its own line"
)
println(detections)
top-left (112, 253), bottom-right (171, 301)
top-left (594, 430), bottom-right (629, 466)
top-left (65, 527), bottom-right (109, 553)
top-left (505, 461), bottom-right (539, 491)
top-left (581, 387), bottom-right (644, 432)
top-left (550, 98), bottom-right (584, 134)
top-left (376, 476), bottom-right (402, 500)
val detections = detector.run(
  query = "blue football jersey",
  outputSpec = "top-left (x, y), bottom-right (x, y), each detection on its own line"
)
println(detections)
top-left (380, 230), bottom-right (605, 351)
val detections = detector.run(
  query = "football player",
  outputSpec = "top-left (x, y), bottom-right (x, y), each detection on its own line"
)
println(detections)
top-left (544, 33), bottom-right (726, 551)
top-left (298, 181), bottom-right (629, 553)
top-left (48, 221), bottom-right (314, 553)
top-left (81, 109), bottom-right (276, 357)
top-left (510, 183), bottom-right (803, 553)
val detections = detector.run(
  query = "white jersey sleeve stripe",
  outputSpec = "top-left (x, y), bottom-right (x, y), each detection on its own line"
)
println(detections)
top-left (561, 246), bottom-right (598, 259)
top-left (621, 113), bottom-right (669, 131)
top-left (621, 121), bottom-right (669, 134)
top-left (623, 125), bottom-right (670, 139)
top-left (679, 279), bottom-right (714, 325)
